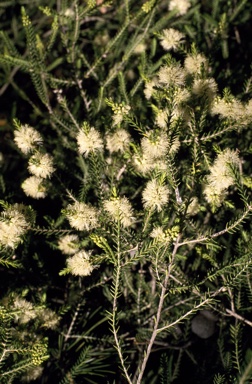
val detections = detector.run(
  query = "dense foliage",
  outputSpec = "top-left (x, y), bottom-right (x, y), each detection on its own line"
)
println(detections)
top-left (1, 0), bottom-right (252, 383)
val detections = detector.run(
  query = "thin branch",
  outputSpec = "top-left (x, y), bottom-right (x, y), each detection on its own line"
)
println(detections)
top-left (177, 205), bottom-right (252, 247)
top-left (135, 235), bottom-right (181, 384)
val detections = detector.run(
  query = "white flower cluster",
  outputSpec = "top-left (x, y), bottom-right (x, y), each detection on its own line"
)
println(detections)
top-left (159, 28), bottom-right (184, 51)
top-left (111, 103), bottom-right (131, 126)
top-left (104, 196), bottom-right (134, 228)
top-left (106, 129), bottom-right (131, 153)
top-left (168, 0), bottom-right (191, 15)
top-left (204, 149), bottom-right (240, 207)
top-left (64, 201), bottom-right (99, 231)
top-left (66, 250), bottom-right (94, 276)
top-left (133, 130), bottom-right (178, 175)
top-left (58, 235), bottom-right (95, 277)
top-left (142, 178), bottom-right (170, 212)
top-left (58, 234), bottom-right (79, 255)
top-left (12, 296), bottom-right (59, 329)
top-left (13, 122), bottom-right (55, 199)
top-left (77, 124), bottom-right (103, 157)
top-left (0, 204), bottom-right (29, 249)
top-left (211, 96), bottom-right (252, 122)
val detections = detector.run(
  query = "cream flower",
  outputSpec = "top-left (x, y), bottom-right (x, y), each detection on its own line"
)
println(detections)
top-left (168, 0), bottom-right (191, 15)
top-left (65, 201), bottom-right (98, 231)
top-left (184, 53), bottom-right (208, 74)
top-left (144, 79), bottom-right (158, 99)
top-left (28, 152), bottom-right (55, 178)
top-left (155, 109), bottom-right (169, 129)
top-left (58, 234), bottom-right (79, 255)
top-left (204, 149), bottom-right (240, 206)
top-left (106, 129), bottom-right (131, 153)
top-left (133, 153), bottom-right (155, 174)
top-left (104, 196), bottom-right (134, 227)
top-left (112, 104), bottom-right (131, 126)
top-left (37, 307), bottom-right (59, 329)
top-left (67, 251), bottom-right (94, 276)
top-left (22, 176), bottom-right (47, 199)
top-left (77, 126), bottom-right (103, 157)
top-left (21, 367), bottom-right (43, 382)
top-left (192, 78), bottom-right (217, 101)
top-left (211, 97), bottom-right (245, 120)
top-left (141, 131), bottom-right (169, 159)
top-left (150, 226), bottom-right (167, 241)
top-left (142, 179), bottom-right (169, 212)
top-left (160, 28), bottom-right (184, 51)
top-left (0, 205), bottom-right (29, 248)
top-left (158, 63), bottom-right (186, 87)
top-left (13, 124), bottom-right (43, 154)
top-left (133, 153), bottom-right (167, 175)
top-left (13, 297), bottom-right (36, 324)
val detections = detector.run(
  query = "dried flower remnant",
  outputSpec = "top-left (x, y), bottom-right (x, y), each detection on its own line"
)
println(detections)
top-left (0, 205), bottom-right (29, 248)
top-left (14, 124), bottom-right (43, 154)
top-left (77, 126), bottom-right (103, 157)
top-left (158, 63), bottom-right (186, 87)
top-left (104, 196), bottom-right (134, 228)
top-left (37, 307), bottom-right (59, 329)
top-left (58, 234), bottom-right (79, 255)
top-left (13, 297), bottom-right (36, 324)
top-left (106, 129), bottom-right (131, 153)
top-left (168, 0), bottom-right (191, 15)
top-left (28, 153), bottom-right (55, 179)
top-left (21, 366), bottom-right (43, 382)
top-left (142, 178), bottom-right (169, 212)
top-left (159, 28), bottom-right (184, 51)
top-left (184, 53), bottom-right (208, 74)
top-left (187, 197), bottom-right (200, 216)
top-left (67, 250), bottom-right (94, 276)
top-left (22, 176), bottom-right (47, 199)
top-left (65, 201), bottom-right (98, 231)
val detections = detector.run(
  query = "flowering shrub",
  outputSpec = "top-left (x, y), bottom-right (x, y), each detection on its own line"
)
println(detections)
top-left (1, 0), bottom-right (252, 383)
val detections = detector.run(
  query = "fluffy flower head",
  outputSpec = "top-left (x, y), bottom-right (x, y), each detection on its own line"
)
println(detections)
top-left (211, 97), bottom-right (245, 121)
top-left (0, 204), bottom-right (29, 248)
top-left (204, 149), bottom-right (240, 206)
top-left (13, 124), bottom-right (43, 154)
top-left (22, 176), bottom-right (47, 199)
top-left (58, 234), bottom-right (79, 255)
top-left (159, 28), bottom-right (184, 51)
top-left (168, 0), bottom-right (191, 15)
top-left (112, 104), bottom-right (131, 126)
top-left (184, 53), bottom-right (208, 74)
top-left (142, 178), bottom-right (169, 212)
top-left (65, 201), bottom-right (98, 231)
top-left (144, 78), bottom-right (158, 99)
top-left (104, 196), bottom-right (134, 227)
top-left (77, 125), bottom-right (103, 157)
top-left (141, 131), bottom-right (169, 159)
top-left (67, 251), bottom-right (94, 276)
top-left (192, 78), bottom-right (217, 101)
top-left (158, 63), bottom-right (186, 87)
top-left (106, 129), bottom-right (131, 153)
top-left (13, 297), bottom-right (36, 324)
top-left (28, 152), bottom-right (55, 178)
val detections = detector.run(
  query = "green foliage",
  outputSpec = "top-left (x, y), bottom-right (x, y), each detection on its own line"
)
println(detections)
top-left (0, 0), bottom-right (252, 382)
